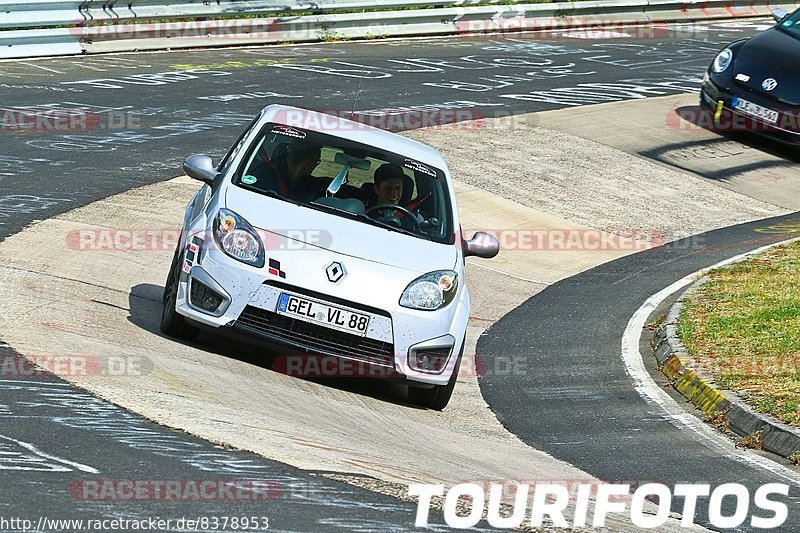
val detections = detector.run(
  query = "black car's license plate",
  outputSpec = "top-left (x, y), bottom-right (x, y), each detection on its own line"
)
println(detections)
top-left (732, 97), bottom-right (779, 124)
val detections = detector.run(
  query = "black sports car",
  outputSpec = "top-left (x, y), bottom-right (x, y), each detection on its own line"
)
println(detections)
top-left (700, 9), bottom-right (800, 145)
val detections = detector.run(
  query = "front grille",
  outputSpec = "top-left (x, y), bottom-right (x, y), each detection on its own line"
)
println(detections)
top-left (235, 306), bottom-right (394, 367)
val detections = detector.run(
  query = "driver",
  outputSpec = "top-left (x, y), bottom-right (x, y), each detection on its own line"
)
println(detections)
top-left (373, 164), bottom-right (405, 206)
top-left (370, 164), bottom-right (422, 231)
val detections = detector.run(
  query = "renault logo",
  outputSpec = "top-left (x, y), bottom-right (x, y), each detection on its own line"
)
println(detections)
top-left (762, 78), bottom-right (778, 91)
top-left (325, 261), bottom-right (346, 283)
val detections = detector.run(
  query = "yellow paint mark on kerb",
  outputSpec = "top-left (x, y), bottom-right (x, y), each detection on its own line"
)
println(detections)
top-left (661, 353), bottom-right (727, 415)
top-left (754, 220), bottom-right (800, 234)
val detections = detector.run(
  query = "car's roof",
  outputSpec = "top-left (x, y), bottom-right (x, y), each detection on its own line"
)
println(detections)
top-left (261, 104), bottom-right (448, 171)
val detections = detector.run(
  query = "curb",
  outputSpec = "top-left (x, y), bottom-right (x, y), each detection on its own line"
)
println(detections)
top-left (652, 278), bottom-right (800, 460)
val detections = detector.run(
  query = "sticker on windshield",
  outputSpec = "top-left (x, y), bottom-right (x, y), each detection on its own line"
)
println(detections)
top-left (242, 175), bottom-right (258, 185)
top-left (270, 125), bottom-right (306, 139)
top-left (783, 20), bottom-right (793, 26)
top-left (403, 159), bottom-right (436, 177)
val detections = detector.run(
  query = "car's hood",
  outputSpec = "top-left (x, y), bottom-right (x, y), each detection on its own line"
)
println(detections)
top-left (733, 29), bottom-right (800, 104)
top-left (225, 185), bottom-right (458, 275)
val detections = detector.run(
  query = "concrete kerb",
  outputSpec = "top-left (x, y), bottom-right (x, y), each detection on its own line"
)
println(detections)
top-left (653, 277), bottom-right (800, 460)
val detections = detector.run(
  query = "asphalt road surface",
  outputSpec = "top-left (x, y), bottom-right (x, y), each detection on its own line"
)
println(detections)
top-left (477, 215), bottom-right (800, 532)
top-left (0, 18), bottom-right (784, 531)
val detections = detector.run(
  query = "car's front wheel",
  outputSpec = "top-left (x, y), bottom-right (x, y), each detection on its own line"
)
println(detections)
top-left (160, 246), bottom-right (198, 341)
top-left (408, 341), bottom-right (464, 411)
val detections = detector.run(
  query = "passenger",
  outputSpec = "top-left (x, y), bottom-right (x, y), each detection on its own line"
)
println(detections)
top-left (250, 142), bottom-right (323, 201)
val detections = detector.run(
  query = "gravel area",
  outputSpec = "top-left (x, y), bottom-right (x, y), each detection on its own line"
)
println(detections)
top-left (405, 119), bottom-right (787, 242)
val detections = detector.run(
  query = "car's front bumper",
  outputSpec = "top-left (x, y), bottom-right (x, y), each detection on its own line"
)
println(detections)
top-left (700, 75), bottom-right (800, 146)
top-left (173, 233), bottom-right (468, 386)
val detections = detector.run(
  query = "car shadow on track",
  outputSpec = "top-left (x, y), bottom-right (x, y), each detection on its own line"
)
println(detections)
top-left (671, 105), bottom-right (800, 164)
top-left (127, 283), bottom-right (422, 409)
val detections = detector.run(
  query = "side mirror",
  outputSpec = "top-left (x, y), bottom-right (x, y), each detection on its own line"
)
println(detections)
top-left (464, 232), bottom-right (499, 259)
top-left (183, 154), bottom-right (219, 185)
top-left (772, 9), bottom-right (788, 22)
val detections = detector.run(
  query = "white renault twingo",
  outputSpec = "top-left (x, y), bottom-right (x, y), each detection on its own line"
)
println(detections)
top-left (161, 105), bottom-right (499, 409)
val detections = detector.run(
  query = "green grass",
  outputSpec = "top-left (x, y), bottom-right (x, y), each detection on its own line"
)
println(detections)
top-left (678, 242), bottom-right (800, 427)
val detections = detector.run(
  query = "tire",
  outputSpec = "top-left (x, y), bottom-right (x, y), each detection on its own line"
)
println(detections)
top-left (699, 94), bottom-right (715, 126)
top-left (162, 239), bottom-right (182, 303)
top-left (408, 341), bottom-right (464, 411)
top-left (160, 246), bottom-right (198, 341)
top-left (699, 88), bottom-right (710, 110)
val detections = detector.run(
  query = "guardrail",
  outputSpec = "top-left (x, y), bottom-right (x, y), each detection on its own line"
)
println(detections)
top-left (0, 0), bottom-right (460, 29)
top-left (0, 0), bottom-right (796, 59)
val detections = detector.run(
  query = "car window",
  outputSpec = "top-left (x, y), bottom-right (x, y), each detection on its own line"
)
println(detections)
top-left (233, 123), bottom-right (452, 244)
top-left (217, 114), bottom-right (261, 175)
top-left (778, 10), bottom-right (800, 37)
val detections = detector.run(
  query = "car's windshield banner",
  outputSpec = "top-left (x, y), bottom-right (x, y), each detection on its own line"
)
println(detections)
top-left (270, 125), bottom-right (306, 139)
top-left (403, 159), bottom-right (436, 177)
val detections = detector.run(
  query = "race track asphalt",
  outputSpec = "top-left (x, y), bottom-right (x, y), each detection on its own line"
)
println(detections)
top-left (478, 214), bottom-right (800, 531)
top-left (0, 18), bottom-right (786, 530)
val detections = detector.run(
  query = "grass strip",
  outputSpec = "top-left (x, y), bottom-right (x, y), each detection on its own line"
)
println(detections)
top-left (678, 242), bottom-right (800, 427)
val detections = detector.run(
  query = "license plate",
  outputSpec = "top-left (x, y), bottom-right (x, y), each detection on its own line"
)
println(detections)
top-left (732, 97), bottom-right (779, 124)
top-left (276, 293), bottom-right (370, 336)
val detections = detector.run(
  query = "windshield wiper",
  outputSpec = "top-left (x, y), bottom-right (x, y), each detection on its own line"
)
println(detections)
top-left (351, 212), bottom-right (419, 237)
top-left (310, 202), bottom-right (420, 238)
top-left (237, 182), bottom-right (303, 206)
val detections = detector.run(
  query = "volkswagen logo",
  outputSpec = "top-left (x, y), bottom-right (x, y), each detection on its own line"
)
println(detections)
top-left (762, 78), bottom-right (778, 91)
top-left (325, 261), bottom-right (346, 283)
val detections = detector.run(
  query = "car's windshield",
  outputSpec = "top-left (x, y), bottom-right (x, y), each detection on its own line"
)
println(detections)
top-left (232, 122), bottom-right (454, 244)
top-left (777, 10), bottom-right (800, 38)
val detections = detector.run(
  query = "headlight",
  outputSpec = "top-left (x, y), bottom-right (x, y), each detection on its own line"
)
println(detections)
top-left (712, 48), bottom-right (733, 73)
top-left (212, 208), bottom-right (265, 268)
top-left (400, 270), bottom-right (458, 311)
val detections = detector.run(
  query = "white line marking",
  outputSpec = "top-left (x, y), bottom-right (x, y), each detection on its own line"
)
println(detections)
top-left (0, 434), bottom-right (99, 473)
top-left (0, 379), bottom-right (70, 387)
top-left (465, 260), bottom-right (551, 285)
top-left (622, 238), bottom-right (800, 485)
top-left (17, 62), bottom-right (63, 74)
top-left (70, 61), bottom-right (107, 72)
